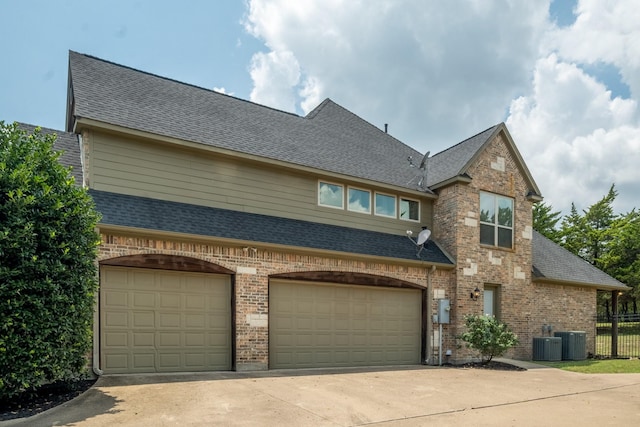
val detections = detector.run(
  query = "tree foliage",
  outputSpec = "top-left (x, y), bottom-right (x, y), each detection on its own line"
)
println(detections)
top-left (459, 315), bottom-right (519, 363)
top-left (534, 184), bottom-right (638, 317)
top-left (0, 122), bottom-right (101, 399)
top-left (533, 201), bottom-right (562, 243)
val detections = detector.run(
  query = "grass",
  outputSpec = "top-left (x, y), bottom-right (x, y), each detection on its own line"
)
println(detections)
top-left (535, 358), bottom-right (640, 373)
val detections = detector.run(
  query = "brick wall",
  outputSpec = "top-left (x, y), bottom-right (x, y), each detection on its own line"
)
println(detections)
top-left (431, 131), bottom-right (599, 362)
top-left (531, 282), bottom-right (597, 357)
top-left (98, 232), bottom-right (454, 370)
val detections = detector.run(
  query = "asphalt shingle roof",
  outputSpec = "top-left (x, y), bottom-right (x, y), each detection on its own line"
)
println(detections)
top-left (427, 125), bottom-right (499, 187)
top-left (69, 52), bottom-right (431, 193)
top-left (18, 122), bottom-right (82, 185)
top-left (532, 230), bottom-right (627, 290)
top-left (90, 189), bottom-right (454, 266)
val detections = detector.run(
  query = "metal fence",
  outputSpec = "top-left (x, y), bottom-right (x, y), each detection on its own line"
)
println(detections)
top-left (596, 314), bottom-right (640, 358)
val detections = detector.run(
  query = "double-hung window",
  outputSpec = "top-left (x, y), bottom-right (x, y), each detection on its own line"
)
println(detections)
top-left (479, 192), bottom-right (513, 249)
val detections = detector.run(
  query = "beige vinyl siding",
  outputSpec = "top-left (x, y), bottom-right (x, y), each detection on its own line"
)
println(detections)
top-left (90, 131), bottom-right (432, 235)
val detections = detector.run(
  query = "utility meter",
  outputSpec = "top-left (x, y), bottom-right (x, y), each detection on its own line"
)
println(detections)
top-left (437, 299), bottom-right (451, 324)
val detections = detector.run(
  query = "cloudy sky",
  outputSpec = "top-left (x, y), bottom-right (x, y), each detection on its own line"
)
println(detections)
top-left (1, 0), bottom-right (638, 216)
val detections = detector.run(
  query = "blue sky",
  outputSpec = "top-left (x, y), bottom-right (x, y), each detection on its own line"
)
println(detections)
top-left (1, 0), bottom-right (638, 215)
top-left (1, 0), bottom-right (261, 130)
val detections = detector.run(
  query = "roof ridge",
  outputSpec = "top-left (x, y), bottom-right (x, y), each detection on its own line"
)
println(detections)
top-left (305, 98), bottom-right (424, 155)
top-left (304, 98), bottom-right (332, 119)
top-left (69, 50), bottom-right (302, 119)
top-left (431, 123), bottom-right (502, 158)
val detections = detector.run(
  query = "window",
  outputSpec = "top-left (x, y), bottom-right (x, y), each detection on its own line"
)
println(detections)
top-left (318, 181), bottom-right (344, 209)
top-left (348, 187), bottom-right (371, 213)
top-left (400, 198), bottom-right (420, 221)
top-left (375, 193), bottom-right (396, 218)
top-left (480, 192), bottom-right (513, 248)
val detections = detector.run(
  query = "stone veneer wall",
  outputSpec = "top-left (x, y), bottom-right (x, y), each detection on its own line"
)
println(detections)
top-left (434, 132), bottom-right (537, 361)
top-left (98, 232), bottom-right (455, 370)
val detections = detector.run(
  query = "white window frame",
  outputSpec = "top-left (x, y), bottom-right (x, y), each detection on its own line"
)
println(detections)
top-left (347, 186), bottom-right (371, 214)
top-left (374, 192), bottom-right (397, 218)
top-left (399, 197), bottom-right (420, 222)
top-left (318, 181), bottom-right (344, 209)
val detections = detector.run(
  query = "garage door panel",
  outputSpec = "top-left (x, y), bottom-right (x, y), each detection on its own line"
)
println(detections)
top-left (159, 293), bottom-right (181, 309)
top-left (132, 332), bottom-right (154, 347)
top-left (101, 266), bottom-right (231, 374)
top-left (133, 311), bottom-right (154, 328)
top-left (270, 280), bottom-right (421, 369)
top-left (105, 310), bottom-right (129, 328)
top-left (105, 291), bottom-right (128, 307)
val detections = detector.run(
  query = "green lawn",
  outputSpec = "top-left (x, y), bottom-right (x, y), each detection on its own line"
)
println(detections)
top-left (535, 358), bottom-right (640, 373)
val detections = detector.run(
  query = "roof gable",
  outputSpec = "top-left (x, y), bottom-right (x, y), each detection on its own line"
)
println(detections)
top-left (427, 123), bottom-right (542, 199)
top-left (532, 230), bottom-right (627, 290)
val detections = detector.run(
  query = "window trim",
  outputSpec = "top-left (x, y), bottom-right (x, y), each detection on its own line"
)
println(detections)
top-left (318, 180), bottom-right (344, 210)
top-left (347, 186), bottom-right (372, 214)
top-left (399, 197), bottom-right (420, 222)
top-left (479, 191), bottom-right (514, 249)
top-left (374, 192), bottom-right (397, 218)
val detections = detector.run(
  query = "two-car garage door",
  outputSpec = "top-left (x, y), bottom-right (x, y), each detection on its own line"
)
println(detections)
top-left (100, 266), bottom-right (231, 374)
top-left (100, 268), bottom-right (422, 373)
top-left (269, 280), bottom-right (422, 369)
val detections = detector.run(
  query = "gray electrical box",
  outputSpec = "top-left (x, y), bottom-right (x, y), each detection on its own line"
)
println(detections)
top-left (437, 299), bottom-right (450, 324)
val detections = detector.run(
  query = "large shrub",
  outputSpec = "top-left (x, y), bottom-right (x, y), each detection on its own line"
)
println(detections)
top-left (0, 122), bottom-right (100, 399)
top-left (459, 314), bottom-right (519, 363)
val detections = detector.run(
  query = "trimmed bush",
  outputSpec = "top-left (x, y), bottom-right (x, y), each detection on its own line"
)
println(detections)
top-left (0, 122), bottom-right (100, 399)
top-left (459, 314), bottom-right (519, 363)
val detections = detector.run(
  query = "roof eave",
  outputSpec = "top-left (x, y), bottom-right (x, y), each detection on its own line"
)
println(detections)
top-left (429, 174), bottom-right (473, 191)
top-left (532, 275), bottom-right (629, 291)
top-left (96, 223), bottom-right (457, 270)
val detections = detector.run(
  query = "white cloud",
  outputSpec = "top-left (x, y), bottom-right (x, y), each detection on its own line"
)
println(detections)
top-left (244, 0), bottom-right (640, 215)
top-left (249, 50), bottom-right (300, 112)
top-left (245, 0), bottom-right (549, 148)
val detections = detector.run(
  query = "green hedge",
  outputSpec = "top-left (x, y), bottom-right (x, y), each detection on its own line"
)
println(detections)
top-left (0, 122), bottom-right (100, 399)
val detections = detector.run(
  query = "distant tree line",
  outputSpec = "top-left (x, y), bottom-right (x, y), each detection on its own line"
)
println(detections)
top-left (533, 185), bottom-right (639, 319)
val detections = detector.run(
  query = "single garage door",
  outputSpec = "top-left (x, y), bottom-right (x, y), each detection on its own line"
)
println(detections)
top-left (100, 266), bottom-right (231, 374)
top-left (270, 280), bottom-right (422, 369)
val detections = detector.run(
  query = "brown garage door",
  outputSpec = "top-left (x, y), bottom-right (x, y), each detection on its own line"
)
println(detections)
top-left (100, 266), bottom-right (231, 374)
top-left (269, 280), bottom-right (421, 369)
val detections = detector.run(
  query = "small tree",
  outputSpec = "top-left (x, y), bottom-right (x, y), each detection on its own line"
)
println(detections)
top-left (0, 122), bottom-right (100, 399)
top-left (459, 315), bottom-right (519, 363)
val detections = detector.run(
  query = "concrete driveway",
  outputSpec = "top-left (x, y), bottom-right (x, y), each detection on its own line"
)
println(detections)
top-left (4, 360), bottom-right (640, 426)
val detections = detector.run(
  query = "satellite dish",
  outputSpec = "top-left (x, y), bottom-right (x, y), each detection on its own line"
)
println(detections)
top-left (419, 151), bottom-right (430, 170)
top-left (406, 227), bottom-right (430, 258)
top-left (416, 228), bottom-right (431, 245)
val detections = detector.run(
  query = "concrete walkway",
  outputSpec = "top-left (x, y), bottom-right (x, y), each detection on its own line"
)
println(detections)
top-left (4, 360), bottom-right (640, 426)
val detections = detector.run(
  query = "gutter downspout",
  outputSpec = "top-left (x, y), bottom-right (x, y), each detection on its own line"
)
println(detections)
top-left (426, 265), bottom-right (436, 364)
top-left (92, 237), bottom-right (103, 376)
